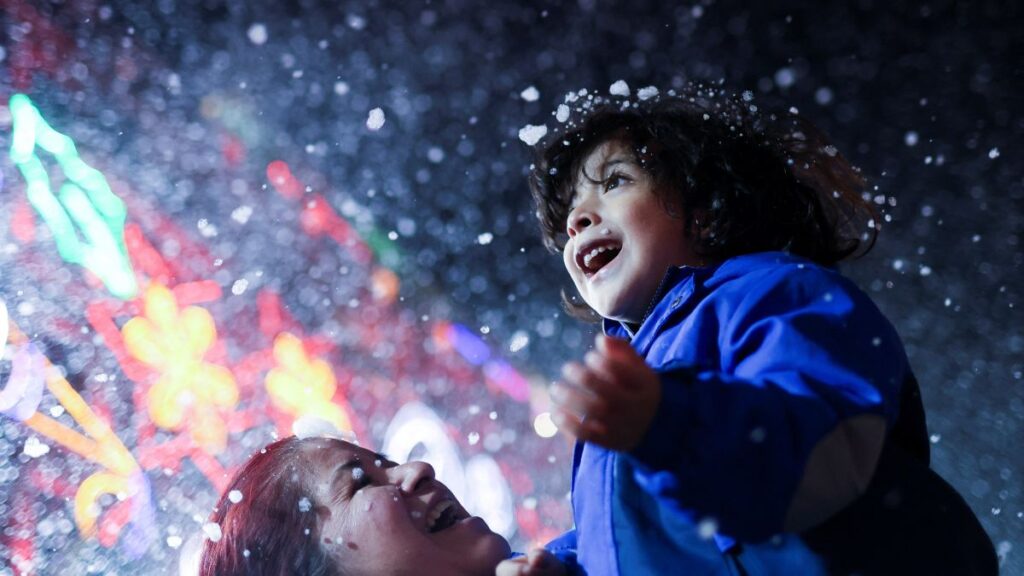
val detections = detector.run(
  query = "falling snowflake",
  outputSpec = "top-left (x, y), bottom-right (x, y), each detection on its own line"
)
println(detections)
top-left (366, 108), bottom-right (386, 131)
top-left (520, 86), bottom-right (540, 101)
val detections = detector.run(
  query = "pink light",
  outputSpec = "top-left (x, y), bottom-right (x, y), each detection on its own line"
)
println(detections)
top-left (483, 360), bottom-right (531, 403)
top-left (266, 160), bottom-right (302, 200)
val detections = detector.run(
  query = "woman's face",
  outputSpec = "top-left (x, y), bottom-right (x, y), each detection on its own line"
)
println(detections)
top-left (300, 439), bottom-right (510, 576)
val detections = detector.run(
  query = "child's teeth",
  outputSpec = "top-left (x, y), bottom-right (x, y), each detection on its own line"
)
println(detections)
top-left (583, 247), bottom-right (608, 269)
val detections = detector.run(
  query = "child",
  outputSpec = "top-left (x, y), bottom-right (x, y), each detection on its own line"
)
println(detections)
top-left (498, 87), bottom-right (996, 576)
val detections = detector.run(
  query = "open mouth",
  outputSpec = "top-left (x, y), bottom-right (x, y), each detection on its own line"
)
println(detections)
top-left (576, 241), bottom-right (622, 277)
top-left (425, 499), bottom-right (465, 533)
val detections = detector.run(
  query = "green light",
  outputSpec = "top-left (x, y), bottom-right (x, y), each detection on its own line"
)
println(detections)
top-left (8, 94), bottom-right (137, 300)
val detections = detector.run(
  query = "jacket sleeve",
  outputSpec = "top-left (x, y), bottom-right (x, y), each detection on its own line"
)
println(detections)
top-left (544, 529), bottom-right (583, 574)
top-left (627, 266), bottom-right (907, 541)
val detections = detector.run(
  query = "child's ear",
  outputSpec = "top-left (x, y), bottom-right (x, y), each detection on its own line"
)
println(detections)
top-left (688, 209), bottom-right (712, 240)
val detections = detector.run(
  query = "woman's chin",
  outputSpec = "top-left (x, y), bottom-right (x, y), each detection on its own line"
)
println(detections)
top-left (431, 522), bottom-right (510, 574)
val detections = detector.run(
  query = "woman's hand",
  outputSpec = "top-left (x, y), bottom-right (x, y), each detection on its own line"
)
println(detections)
top-left (550, 335), bottom-right (661, 452)
top-left (495, 549), bottom-right (567, 576)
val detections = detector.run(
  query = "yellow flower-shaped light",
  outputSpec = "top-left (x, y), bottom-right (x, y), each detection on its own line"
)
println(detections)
top-left (266, 332), bottom-right (351, 433)
top-left (122, 284), bottom-right (237, 454)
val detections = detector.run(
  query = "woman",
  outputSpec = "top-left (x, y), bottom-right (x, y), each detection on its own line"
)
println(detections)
top-left (199, 434), bottom-right (512, 575)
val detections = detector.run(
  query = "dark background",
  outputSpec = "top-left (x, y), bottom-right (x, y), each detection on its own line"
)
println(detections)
top-left (1, 0), bottom-right (1021, 572)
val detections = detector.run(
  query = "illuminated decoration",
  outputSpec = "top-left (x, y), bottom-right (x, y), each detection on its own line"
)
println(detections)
top-left (0, 301), bottom-right (46, 421)
top-left (122, 283), bottom-right (238, 454)
top-left (265, 160), bottom-right (401, 267)
top-left (0, 342), bottom-right (46, 421)
top-left (265, 332), bottom-right (353, 434)
top-left (464, 455), bottom-right (516, 537)
top-left (383, 402), bottom-right (516, 539)
top-left (266, 160), bottom-right (303, 200)
top-left (7, 94), bottom-right (137, 299)
top-left (2, 307), bottom-right (155, 556)
top-left (299, 194), bottom-right (373, 265)
top-left (370, 266), bottom-right (400, 304)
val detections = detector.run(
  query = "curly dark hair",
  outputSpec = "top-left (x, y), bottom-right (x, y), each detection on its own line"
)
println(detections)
top-left (527, 87), bottom-right (879, 319)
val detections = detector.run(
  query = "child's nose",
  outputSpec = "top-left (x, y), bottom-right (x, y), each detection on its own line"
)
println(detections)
top-left (390, 461), bottom-right (436, 495)
top-left (568, 209), bottom-right (599, 237)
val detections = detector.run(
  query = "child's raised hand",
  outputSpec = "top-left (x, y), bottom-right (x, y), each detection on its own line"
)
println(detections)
top-left (495, 549), bottom-right (568, 576)
top-left (550, 335), bottom-right (661, 452)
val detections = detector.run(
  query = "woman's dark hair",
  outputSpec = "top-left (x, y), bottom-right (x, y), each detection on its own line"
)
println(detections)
top-left (199, 437), bottom-right (340, 576)
top-left (529, 87), bottom-right (879, 318)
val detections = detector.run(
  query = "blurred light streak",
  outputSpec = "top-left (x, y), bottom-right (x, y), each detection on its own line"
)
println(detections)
top-left (483, 360), bottom-right (531, 403)
top-left (440, 322), bottom-right (491, 366)
top-left (7, 94), bottom-right (137, 299)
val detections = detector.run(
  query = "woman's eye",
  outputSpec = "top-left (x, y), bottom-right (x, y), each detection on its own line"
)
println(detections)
top-left (350, 468), bottom-right (371, 494)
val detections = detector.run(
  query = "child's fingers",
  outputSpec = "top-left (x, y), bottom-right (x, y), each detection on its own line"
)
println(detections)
top-left (580, 352), bottom-right (631, 399)
top-left (551, 409), bottom-right (584, 439)
top-left (583, 350), bottom-right (616, 381)
top-left (552, 408), bottom-right (608, 443)
top-left (596, 336), bottom-right (650, 389)
top-left (560, 362), bottom-right (615, 405)
top-left (495, 557), bottom-right (529, 576)
top-left (527, 549), bottom-right (566, 574)
top-left (550, 378), bottom-right (610, 421)
top-left (597, 334), bottom-right (633, 357)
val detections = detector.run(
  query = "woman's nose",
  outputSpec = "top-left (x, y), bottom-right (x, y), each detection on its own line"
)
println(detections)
top-left (391, 461), bottom-right (435, 495)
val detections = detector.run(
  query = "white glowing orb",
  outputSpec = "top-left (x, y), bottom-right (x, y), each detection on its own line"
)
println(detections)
top-left (533, 412), bottom-right (558, 438)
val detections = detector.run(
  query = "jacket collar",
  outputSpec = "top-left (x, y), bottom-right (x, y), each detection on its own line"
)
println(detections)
top-left (603, 263), bottom-right (716, 356)
top-left (602, 252), bottom-right (812, 352)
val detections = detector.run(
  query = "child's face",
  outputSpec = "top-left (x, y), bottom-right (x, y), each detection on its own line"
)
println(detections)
top-left (563, 140), bottom-right (699, 324)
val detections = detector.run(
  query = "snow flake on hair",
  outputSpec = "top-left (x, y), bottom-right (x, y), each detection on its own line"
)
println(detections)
top-left (292, 415), bottom-right (355, 441)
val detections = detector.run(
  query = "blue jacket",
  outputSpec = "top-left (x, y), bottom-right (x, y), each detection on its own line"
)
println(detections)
top-left (546, 252), bottom-right (995, 575)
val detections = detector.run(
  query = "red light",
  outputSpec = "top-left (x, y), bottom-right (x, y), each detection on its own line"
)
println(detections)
top-left (266, 160), bottom-right (302, 199)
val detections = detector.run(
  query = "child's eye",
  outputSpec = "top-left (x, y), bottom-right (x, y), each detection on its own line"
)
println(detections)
top-left (604, 173), bottom-right (630, 192)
